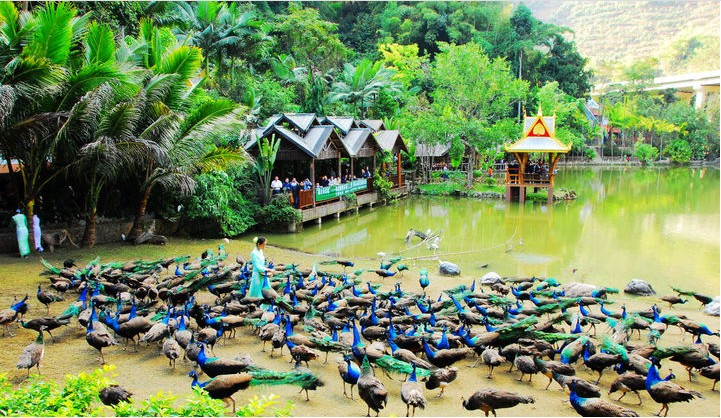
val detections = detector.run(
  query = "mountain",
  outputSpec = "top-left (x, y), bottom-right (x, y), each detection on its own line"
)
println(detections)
top-left (523, 1), bottom-right (720, 78)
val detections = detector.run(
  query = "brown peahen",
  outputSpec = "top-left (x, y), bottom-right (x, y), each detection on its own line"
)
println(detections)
top-left (462, 388), bottom-right (534, 417)
top-left (400, 364), bottom-right (426, 417)
top-left (99, 385), bottom-right (132, 407)
top-left (358, 356), bottom-right (388, 417)
top-left (36, 285), bottom-right (64, 315)
top-left (17, 329), bottom-right (44, 376)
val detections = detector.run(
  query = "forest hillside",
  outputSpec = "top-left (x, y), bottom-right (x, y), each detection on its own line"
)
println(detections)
top-left (524, 1), bottom-right (720, 79)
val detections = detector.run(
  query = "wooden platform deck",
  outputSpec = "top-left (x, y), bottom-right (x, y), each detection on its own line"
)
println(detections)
top-left (300, 185), bottom-right (408, 223)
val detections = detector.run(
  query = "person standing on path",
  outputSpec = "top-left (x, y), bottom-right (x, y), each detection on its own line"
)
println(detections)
top-left (11, 209), bottom-right (30, 258)
top-left (32, 214), bottom-right (44, 252)
top-left (248, 236), bottom-right (273, 298)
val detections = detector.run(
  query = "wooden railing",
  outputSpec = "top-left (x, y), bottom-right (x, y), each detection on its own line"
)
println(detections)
top-left (298, 189), bottom-right (313, 209)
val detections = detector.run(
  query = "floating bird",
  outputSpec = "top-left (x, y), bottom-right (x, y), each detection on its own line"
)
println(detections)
top-left (189, 370), bottom-right (252, 413)
top-left (462, 388), bottom-right (534, 417)
top-left (400, 364), bottom-right (426, 417)
top-left (17, 329), bottom-right (44, 376)
top-left (99, 385), bottom-right (132, 407)
top-left (646, 361), bottom-right (703, 417)
top-left (358, 356), bottom-right (388, 417)
top-left (424, 366), bottom-right (458, 398)
top-left (569, 382), bottom-right (639, 417)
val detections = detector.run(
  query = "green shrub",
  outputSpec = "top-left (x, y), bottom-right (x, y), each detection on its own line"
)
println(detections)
top-left (0, 366), bottom-right (292, 417)
top-left (633, 140), bottom-right (659, 165)
top-left (584, 147), bottom-right (597, 160)
top-left (665, 139), bottom-right (692, 164)
top-left (255, 195), bottom-right (301, 227)
top-left (373, 171), bottom-right (396, 203)
top-left (484, 176), bottom-right (496, 186)
top-left (341, 192), bottom-right (357, 207)
top-left (184, 170), bottom-right (258, 237)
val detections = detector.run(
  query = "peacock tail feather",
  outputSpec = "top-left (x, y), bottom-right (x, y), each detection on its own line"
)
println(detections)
top-left (528, 330), bottom-right (582, 343)
top-left (671, 286), bottom-right (696, 297)
top-left (600, 336), bottom-right (629, 362)
top-left (40, 259), bottom-right (61, 275)
top-left (375, 355), bottom-right (431, 377)
top-left (246, 367), bottom-right (320, 387)
top-left (650, 345), bottom-right (695, 359)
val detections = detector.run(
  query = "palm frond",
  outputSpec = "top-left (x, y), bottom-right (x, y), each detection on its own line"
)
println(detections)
top-left (24, 2), bottom-right (75, 65)
top-left (84, 21), bottom-right (115, 65)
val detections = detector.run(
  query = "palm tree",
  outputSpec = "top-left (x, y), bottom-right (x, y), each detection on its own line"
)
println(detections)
top-left (0, 3), bottom-right (128, 243)
top-left (117, 22), bottom-right (247, 240)
top-left (328, 59), bottom-right (402, 118)
top-left (161, 1), bottom-right (270, 77)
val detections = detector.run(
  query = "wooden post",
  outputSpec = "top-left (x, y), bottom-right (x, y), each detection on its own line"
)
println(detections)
top-left (337, 152), bottom-right (342, 182)
top-left (310, 159), bottom-right (316, 208)
top-left (350, 157), bottom-right (354, 179)
top-left (396, 152), bottom-right (402, 186)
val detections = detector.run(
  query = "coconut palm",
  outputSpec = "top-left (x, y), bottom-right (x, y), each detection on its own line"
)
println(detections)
top-left (0, 3), bottom-right (129, 230)
top-left (161, 1), bottom-right (270, 76)
top-left (328, 59), bottom-right (403, 118)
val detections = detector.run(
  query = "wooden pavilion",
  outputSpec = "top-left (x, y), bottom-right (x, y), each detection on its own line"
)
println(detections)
top-left (504, 108), bottom-right (571, 203)
top-left (246, 113), bottom-right (395, 210)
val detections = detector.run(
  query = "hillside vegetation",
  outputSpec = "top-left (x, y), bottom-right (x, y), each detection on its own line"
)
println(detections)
top-left (525, 1), bottom-right (720, 79)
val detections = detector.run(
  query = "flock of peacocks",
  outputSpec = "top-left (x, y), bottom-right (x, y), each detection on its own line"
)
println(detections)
top-left (2, 247), bottom-right (719, 417)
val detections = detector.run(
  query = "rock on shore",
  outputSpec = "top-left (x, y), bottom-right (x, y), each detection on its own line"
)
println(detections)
top-left (623, 279), bottom-right (656, 296)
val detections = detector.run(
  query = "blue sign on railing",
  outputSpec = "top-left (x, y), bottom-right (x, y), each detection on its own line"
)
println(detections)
top-left (316, 179), bottom-right (368, 202)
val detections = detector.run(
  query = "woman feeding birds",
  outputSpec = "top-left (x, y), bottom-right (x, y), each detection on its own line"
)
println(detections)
top-left (249, 237), bottom-right (273, 298)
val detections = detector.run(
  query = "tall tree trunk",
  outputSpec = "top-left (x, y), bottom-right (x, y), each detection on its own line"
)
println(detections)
top-left (82, 207), bottom-right (97, 248)
top-left (466, 147), bottom-right (476, 188)
top-left (128, 187), bottom-right (152, 241)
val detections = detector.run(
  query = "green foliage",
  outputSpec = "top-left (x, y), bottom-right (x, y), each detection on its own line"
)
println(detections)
top-left (254, 135), bottom-right (280, 204)
top-left (584, 147), bottom-right (597, 160)
top-left (665, 139), bottom-right (693, 165)
top-left (236, 394), bottom-right (294, 417)
top-left (373, 171), bottom-right (396, 204)
top-left (633, 139), bottom-right (659, 165)
top-left (0, 366), bottom-right (111, 416)
top-left (256, 195), bottom-right (301, 228)
top-left (341, 192), bottom-right (358, 207)
top-left (184, 169), bottom-right (258, 237)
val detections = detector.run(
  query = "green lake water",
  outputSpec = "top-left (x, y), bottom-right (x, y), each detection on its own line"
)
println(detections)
top-left (0, 166), bottom-right (718, 417)
top-left (262, 166), bottom-right (720, 296)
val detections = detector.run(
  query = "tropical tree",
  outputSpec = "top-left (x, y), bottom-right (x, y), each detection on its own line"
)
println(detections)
top-left (161, 1), bottom-right (271, 77)
top-left (254, 135), bottom-right (280, 205)
top-left (0, 3), bottom-right (129, 243)
top-left (429, 42), bottom-right (528, 186)
top-left (328, 59), bottom-right (402, 118)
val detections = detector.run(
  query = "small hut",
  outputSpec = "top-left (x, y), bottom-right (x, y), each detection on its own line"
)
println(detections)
top-left (504, 108), bottom-right (571, 203)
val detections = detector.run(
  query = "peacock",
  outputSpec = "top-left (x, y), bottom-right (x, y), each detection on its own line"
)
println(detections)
top-left (20, 316), bottom-right (69, 343)
top-left (462, 388), bottom-right (535, 417)
top-left (481, 347), bottom-right (506, 378)
top-left (36, 285), bottom-right (64, 315)
top-left (162, 335), bottom-right (181, 369)
top-left (99, 385), bottom-right (132, 407)
top-left (608, 371), bottom-right (674, 405)
top-left (533, 357), bottom-right (575, 390)
top-left (401, 364), bottom-right (427, 417)
top-left (0, 295), bottom-right (29, 336)
top-left (424, 366), bottom-right (457, 398)
top-left (698, 363), bottom-right (719, 391)
top-left (338, 355), bottom-right (361, 399)
top-left (195, 342), bottom-right (252, 377)
top-left (646, 360), bottom-right (703, 417)
top-left (86, 312), bottom-right (118, 364)
top-left (569, 382), bottom-right (639, 417)
top-left (16, 330), bottom-right (44, 376)
top-left (189, 370), bottom-right (253, 413)
top-left (583, 341), bottom-right (623, 384)
top-left (357, 356), bottom-right (388, 417)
